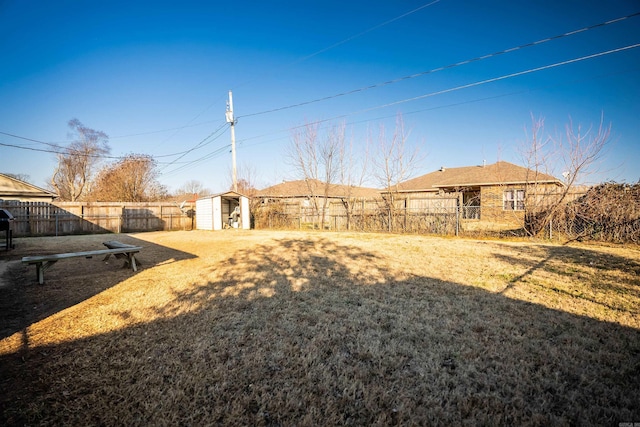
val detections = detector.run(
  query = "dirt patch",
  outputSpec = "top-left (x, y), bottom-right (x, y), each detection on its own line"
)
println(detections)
top-left (0, 260), bottom-right (17, 288)
top-left (0, 233), bottom-right (195, 340)
top-left (0, 230), bottom-right (638, 425)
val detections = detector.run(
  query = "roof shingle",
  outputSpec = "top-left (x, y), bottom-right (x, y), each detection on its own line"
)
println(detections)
top-left (257, 179), bottom-right (380, 198)
top-left (398, 161), bottom-right (561, 192)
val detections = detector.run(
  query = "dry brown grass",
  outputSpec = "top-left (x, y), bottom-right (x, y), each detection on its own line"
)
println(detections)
top-left (0, 230), bottom-right (638, 426)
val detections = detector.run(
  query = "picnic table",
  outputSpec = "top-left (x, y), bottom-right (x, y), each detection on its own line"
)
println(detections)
top-left (22, 241), bottom-right (142, 285)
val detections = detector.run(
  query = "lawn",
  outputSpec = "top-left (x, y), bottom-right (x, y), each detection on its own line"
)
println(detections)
top-left (0, 230), bottom-right (638, 425)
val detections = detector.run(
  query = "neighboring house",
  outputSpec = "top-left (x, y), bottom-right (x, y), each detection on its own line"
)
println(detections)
top-left (0, 173), bottom-right (57, 202)
top-left (256, 179), bottom-right (381, 226)
top-left (395, 161), bottom-right (563, 225)
top-left (256, 179), bottom-right (380, 204)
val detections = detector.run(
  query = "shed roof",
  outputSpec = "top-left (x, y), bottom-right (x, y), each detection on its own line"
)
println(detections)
top-left (197, 190), bottom-right (249, 200)
top-left (257, 179), bottom-right (380, 198)
top-left (397, 161), bottom-right (562, 192)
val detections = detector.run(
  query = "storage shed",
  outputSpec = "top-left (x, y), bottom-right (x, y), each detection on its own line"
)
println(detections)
top-left (195, 191), bottom-right (250, 230)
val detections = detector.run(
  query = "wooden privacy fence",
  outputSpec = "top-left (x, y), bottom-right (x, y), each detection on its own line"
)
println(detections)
top-left (0, 201), bottom-right (195, 237)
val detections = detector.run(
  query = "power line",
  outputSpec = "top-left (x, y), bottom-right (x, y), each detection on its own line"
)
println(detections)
top-left (161, 143), bottom-right (232, 177)
top-left (0, 138), bottom-right (129, 159)
top-left (6, 10), bottom-right (637, 180)
top-left (0, 1), bottom-right (447, 170)
top-left (109, 120), bottom-right (219, 139)
top-left (0, 120), bottom-right (229, 160)
top-left (21, 41), bottom-right (630, 169)
top-left (0, 141), bottom-right (68, 155)
top-left (3, 120), bottom-right (227, 174)
top-left (361, 43), bottom-right (640, 113)
top-left (235, 46), bottom-right (640, 149)
top-left (230, 0), bottom-right (442, 92)
top-left (76, 2), bottom-right (443, 148)
top-left (238, 11), bottom-right (640, 119)
top-left (159, 122), bottom-right (230, 174)
top-left (250, 42), bottom-right (640, 127)
top-left (154, 103), bottom-right (226, 148)
top-left (0, 131), bottom-right (67, 149)
top-left (0, 139), bottom-right (200, 162)
top-left (287, 0), bottom-right (442, 67)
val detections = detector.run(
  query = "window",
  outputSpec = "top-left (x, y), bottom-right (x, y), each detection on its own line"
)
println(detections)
top-left (503, 189), bottom-right (525, 211)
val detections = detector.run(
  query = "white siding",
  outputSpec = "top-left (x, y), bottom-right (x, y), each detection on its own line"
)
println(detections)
top-left (195, 198), bottom-right (213, 230)
top-left (213, 196), bottom-right (222, 230)
top-left (241, 196), bottom-right (250, 229)
top-left (196, 192), bottom-right (251, 231)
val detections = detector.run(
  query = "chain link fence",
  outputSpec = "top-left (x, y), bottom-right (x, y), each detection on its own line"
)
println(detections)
top-left (253, 200), bottom-right (519, 237)
top-left (254, 188), bottom-right (640, 244)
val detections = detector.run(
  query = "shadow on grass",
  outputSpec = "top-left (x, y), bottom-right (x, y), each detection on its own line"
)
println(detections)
top-left (0, 233), bottom-right (196, 341)
top-left (1, 236), bottom-right (639, 425)
top-left (492, 243), bottom-right (640, 310)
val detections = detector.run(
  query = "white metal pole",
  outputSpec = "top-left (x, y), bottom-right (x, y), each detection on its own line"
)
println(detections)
top-left (226, 90), bottom-right (237, 192)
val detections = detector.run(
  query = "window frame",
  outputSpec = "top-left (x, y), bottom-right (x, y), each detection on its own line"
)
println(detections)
top-left (503, 189), bottom-right (525, 211)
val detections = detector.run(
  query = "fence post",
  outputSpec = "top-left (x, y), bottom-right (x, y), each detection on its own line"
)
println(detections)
top-left (455, 205), bottom-right (459, 237)
top-left (26, 204), bottom-right (31, 234)
top-left (403, 199), bottom-right (407, 232)
top-left (119, 206), bottom-right (124, 234)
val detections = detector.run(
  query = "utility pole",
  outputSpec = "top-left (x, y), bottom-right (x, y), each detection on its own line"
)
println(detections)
top-left (226, 90), bottom-right (237, 192)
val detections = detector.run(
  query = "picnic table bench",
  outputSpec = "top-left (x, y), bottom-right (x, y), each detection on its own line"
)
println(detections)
top-left (22, 242), bottom-right (142, 285)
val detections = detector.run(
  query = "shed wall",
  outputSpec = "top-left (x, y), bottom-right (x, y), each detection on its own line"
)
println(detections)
top-left (213, 197), bottom-right (222, 230)
top-left (195, 198), bottom-right (214, 230)
top-left (196, 194), bottom-right (250, 230)
top-left (241, 197), bottom-right (250, 229)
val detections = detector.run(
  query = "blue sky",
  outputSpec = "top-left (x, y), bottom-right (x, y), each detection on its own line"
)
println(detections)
top-left (1, 0), bottom-right (639, 194)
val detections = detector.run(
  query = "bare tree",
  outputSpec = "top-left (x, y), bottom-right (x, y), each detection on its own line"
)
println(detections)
top-left (288, 121), bottom-right (320, 187)
top-left (335, 122), bottom-right (370, 230)
top-left (317, 123), bottom-right (345, 228)
top-left (371, 113), bottom-right (422, 231)
top-left (287, 121), bottom-right (342, 229)
top-left (227, 163), bottom-right (259, 197)
top-left (50, 119), bottom-right (110, 201)
top-left (89, 154), bottom-right (167, 202)
top-left (175, 180), bottom-right (210, 198)
top-left (520, 113), bottom-right (611, 236)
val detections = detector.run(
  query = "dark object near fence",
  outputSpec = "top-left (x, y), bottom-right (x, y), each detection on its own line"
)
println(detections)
top-left (0, 208), bottom-right (15, 250)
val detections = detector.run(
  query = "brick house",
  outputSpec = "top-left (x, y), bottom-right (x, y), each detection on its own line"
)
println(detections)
top-left (395, 161), bottom-right (563, 227)
top-left (255, 179), bottom-right (381, 228)
top-left (256, 179), bottom-right (380, 204)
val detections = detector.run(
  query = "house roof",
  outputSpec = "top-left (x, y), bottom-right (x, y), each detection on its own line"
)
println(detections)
top-left (0, 173), bottom-right (57, 200)
top-left (257, 179), bottom-right (380, 198)
top-left (397, 161), bottom-right (562, 192)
